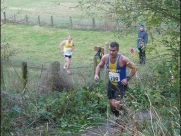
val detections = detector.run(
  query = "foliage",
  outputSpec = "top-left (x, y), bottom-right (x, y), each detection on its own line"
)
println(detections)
top-left (1, 78), bottom-right (107, 135)
top-left (123, 53), bottom-right (180, 135)
top-left (1, 39), bottom-right (19, 62)
top-left (124, 86), bottom-right (180, 135)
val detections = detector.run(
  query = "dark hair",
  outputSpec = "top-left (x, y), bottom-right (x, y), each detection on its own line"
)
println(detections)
top-left (140, 24), bottom-right (144, 28)
top-left (110, 42), bottom-right (119, 50)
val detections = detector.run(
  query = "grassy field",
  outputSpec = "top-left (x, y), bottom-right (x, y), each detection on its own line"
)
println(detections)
top-left (2, 0), bottom-right (102, 18)
top-left (2, 22), bottom-right (170, 91)
top-left (1, 0), bottom-right (138, 30)
top-left (2, 23), bottom-right (138, 67)
top-left (1, 0), bottom-right (168, 66)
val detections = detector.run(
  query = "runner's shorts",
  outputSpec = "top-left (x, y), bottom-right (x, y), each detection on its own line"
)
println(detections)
top-left (64, 55), bottom-right (72, 58)
top-left (107, 82), bottom-right (127, 99)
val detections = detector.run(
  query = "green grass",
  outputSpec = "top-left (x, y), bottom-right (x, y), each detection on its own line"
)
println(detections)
top-left (1, 23), bottom-right (135, 67)
top-left (2, 0), bottom-right (93, 18)
top-left (2, 23), bottom-right (170, 93)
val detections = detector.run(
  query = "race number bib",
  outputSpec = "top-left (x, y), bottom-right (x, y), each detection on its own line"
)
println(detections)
top-left (109, 72), bottom-right (120, 82)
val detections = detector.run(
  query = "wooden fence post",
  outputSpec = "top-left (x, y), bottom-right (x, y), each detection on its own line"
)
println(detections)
top-left (22, 62), bottom-right (28, 89)
top-left (104, 42), bottom-right (109, 54)
top-left (93, 46), bottom-right (104, 78)
top-left (115, 18), bottom-right (119, 31)
top-left (25, 15), bottom-right (28, 24)
top-left (92, 17), bottom-right (95, 30)
top-left (38, 15), bottom-right (41, 26)
top-left (104, 12), bottom-right (108, 31)
top-left (1, 63), bottom-right (4, 85)
top-left (51, 16), bottom-right (53, 27)
top-left (104, 42), bottom-right (109, 80)
top-left (69, 17), bottom-right (73, 29)
top-left (14, 14), bottom-right (16, 21)
top-left (93, 55), bottom-right (101, 76)
top-left (3, 12), bottom-right (6, 21)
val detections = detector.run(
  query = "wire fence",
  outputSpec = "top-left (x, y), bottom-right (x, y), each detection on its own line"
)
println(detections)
top-left (1, 11), bottom-right (138, 31)
top-left (2, 53), bottom-right (174, 93)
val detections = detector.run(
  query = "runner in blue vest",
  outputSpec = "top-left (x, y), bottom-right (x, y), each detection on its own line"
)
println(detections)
top-left (94, 42), bottom-right (137, 125)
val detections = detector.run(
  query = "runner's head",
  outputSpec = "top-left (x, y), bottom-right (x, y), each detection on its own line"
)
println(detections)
top-left (67, 35), bottom-right (72, 41)
top-left (109, 42), bottom-right (119, 58)
top-left (110, 42), bottom-right (119, 50)
top-left (139, 24), bottom-right (144, 31)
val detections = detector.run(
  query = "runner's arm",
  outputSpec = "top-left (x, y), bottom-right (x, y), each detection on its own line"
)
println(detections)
top-left (71, 41), bottom-right (75, 51)
top-left (125, 58), bottom-right (137, 78)
top-left (59, 41), bottom-right (65, 52)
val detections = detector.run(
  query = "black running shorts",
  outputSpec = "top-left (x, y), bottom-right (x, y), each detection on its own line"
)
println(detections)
top-left (107, 82), bottom-right (127, 99)
top-left (64, 55), bottom-right (72, 58)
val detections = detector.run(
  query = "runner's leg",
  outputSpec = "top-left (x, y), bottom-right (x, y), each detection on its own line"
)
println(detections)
top-left (65, 57), bottom-right (71, 74)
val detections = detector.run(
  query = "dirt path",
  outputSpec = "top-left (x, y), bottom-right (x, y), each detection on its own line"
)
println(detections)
top-left (80, 117), bottom-right (123, 136)
top-left (80, 111), bottom-right (152, 136)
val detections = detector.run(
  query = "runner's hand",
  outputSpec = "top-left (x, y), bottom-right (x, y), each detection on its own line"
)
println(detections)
top-left (141, 45), bottom-right (145, 49)
top-left (94, 75), bottom-right (99, 81)
top-left (121, 78), bottom-right (128, 85)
